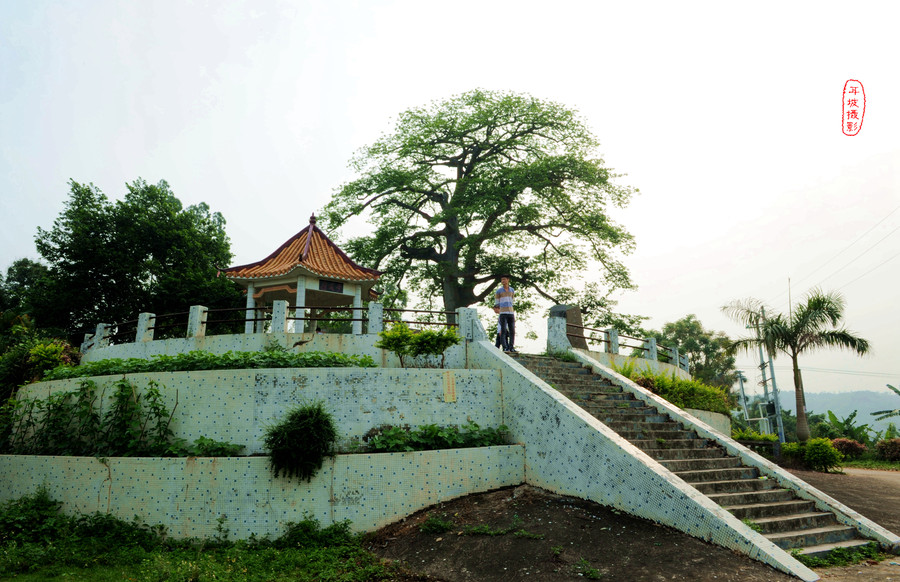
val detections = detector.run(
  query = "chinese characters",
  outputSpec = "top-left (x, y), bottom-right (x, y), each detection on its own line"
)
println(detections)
top-left (842, 80), bottom-right (865, 136)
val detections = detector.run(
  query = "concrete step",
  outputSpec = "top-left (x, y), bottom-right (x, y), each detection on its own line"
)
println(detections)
top-left (690, 478), bottom-right (780, 494)
top-left (792, 538), bottom-right (875, 559)
top-left (752, 512), bottom-right (837, 534)
top-left (646, 448), bottom-right (727, 461)
top-left (677, 466), bottom-right (760, 483)
top-left (605, 421), bottom-right (685, 432)
top-left (593, 412), bottom-right (671, 424)
top-left (766, 524), bottom-right (861, 550)
top-left (612, 428), bottom-right (698, 441)
top-left (631, 438), bottom-right (712, 451)
top-left (709, 488), bottom-right (797, 507)
top-left (725, 499), bottom-right (817, 520)
top-left (660, 457), bottom-right (744, 472)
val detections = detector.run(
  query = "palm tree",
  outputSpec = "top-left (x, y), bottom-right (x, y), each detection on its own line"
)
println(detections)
top-left (722, 289), bottom-right (869, 442)
top-left (872, 383), bottom-right (900, 421)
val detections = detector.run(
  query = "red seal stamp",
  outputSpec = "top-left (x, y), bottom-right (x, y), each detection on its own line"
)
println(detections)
top-left (842, 80), bottom-right (865, 136)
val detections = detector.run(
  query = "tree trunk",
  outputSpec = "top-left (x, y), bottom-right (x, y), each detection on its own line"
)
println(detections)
top-left (792, 353), bottom-right (811, 442)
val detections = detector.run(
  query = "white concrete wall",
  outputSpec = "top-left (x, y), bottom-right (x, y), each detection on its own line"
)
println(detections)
top-left (18, 368), bottom-right (502, 454)
top-left (0, 447), bottom-right (523, 539)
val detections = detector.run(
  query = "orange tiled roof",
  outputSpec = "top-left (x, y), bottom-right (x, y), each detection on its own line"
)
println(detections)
top-left (222, 216), bottom-right (381, 283)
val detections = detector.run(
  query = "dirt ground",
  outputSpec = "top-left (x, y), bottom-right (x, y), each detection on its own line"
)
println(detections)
top-left (369, 468), bottom-right (900, 582)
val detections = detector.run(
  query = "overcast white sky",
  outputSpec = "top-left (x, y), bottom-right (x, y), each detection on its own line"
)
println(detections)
top-left (2, 1), bottom-right (899, 402)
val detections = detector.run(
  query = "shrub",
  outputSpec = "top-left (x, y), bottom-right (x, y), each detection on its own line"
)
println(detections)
top-left (830, 438), bottom-right (867, 460)
top-left (365, 422), bottom-right (508, 453)
top-left (732, 427), bottom-right (778, 442)
top-left (875, 438), bottom-right (900, 462)
top-left (374, 323), bottom-right (461, 368)
top-left (626, 370), bottom-right (730, 415)
top-left (803, 438), bottom-right (843, 472)
top-left (264, 402), bottom-right (338, 481)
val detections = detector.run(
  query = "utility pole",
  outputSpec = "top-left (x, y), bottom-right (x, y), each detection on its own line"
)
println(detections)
top-left (759, 308), bottom-right (786, 443)
top-left (736, 371), bottom-right (750, 422)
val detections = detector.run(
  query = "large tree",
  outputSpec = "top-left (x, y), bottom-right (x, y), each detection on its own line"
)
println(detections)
top-left (723, 289), bottom-right (869, 442)
top-left (32, 179), bottom-right (241, 340)
top-left (323, 89), bottom-right (637, 318)
top-left (643, 314), bottom-right (737, 389)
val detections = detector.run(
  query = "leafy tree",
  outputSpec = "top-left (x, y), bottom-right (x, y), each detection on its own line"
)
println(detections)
top-left (323, 89), bottom-right (637, 321)
top-left (723, 289), bottom-right (870, 442)
top-left (642, 314), bottom-right (737, 389)
top-left (32, 179), bottom-right (242, 341)
top-left (0, 259), bottom-right (48, 314)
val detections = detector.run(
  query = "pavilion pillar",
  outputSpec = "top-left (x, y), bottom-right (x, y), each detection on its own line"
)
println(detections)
top-left (295, 275), bottom-right (307, 333)
top-left (352, 284), bottom-right (362, 334)
top-left (245, 283), bottom-right (256, 334)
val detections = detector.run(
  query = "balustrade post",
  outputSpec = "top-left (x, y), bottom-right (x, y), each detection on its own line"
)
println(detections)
top-left (605, 328), bottom-right (619, 354)
top-left (270, 300), bottom-right (288, 334)
top-left (368, 302), bottom-right (384, 334)
top-left (95, 323), bottom-right (110, 349)
top-left (457, 308), bottom-right (488, 342)
top-left (644, 337), bottom-right (658, 361)
top-left (136, 312), bottom-right (156, 342)
top-left (547, 305), bottom-right (572, 353)
top-left (187, 305), bottom-right (208, 338)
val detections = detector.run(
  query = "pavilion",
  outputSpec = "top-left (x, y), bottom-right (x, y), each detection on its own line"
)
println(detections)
top-left (221, 215), bottom-right (381, 334)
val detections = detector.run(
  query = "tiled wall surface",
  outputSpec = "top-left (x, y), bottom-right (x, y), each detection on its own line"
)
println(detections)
top-left (0, 446), bottom-right (523, 539)
top-left (18, 368), bottom-right (502, 454)
top-left (81, 332), bottom-right (467, 369)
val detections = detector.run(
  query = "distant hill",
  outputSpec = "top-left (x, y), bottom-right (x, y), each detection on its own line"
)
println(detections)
top-left (775, 390), bottom-right (899, 434)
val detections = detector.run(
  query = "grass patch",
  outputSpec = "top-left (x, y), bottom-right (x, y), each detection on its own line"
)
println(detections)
top-left (0, 488), bottom-right (406, 581)
top-left (841, 459), bottom-right (900, 471)
top-left (790, 542), bottom-right (886, 568)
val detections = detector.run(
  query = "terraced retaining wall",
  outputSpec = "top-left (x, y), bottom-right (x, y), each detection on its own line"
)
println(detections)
top-left (17, 368), bottom-right (500, 453)
top-left (0, 446), bottom-right (524, 539)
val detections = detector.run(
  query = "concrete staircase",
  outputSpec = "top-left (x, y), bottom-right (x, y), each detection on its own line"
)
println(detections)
top-left (513, 353), bottom-right (874, 558)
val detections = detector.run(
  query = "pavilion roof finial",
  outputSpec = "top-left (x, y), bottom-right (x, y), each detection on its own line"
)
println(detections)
top-left (302, 214), bottom-right (317, 259)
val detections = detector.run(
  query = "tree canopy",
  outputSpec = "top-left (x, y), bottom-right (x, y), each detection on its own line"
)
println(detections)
top-left (723, 289), bottom-right (869, 441)
top-left (31, 179), bottom-right (241, 340)
top-left (642, 314), bottom-right (737, 389)
top-left (323, 89), bottom-right (637, 318)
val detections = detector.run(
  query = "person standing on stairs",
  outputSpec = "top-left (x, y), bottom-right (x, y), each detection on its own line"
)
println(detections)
top-left (494, 275), bottom-right (517, 353)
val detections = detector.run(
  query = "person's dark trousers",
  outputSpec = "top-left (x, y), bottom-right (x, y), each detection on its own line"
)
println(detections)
top-left (498, 313), bottom-right (515, 351)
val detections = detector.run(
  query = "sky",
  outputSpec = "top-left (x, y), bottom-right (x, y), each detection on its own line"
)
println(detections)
top-left (2, 1), bottom-right (899, 406)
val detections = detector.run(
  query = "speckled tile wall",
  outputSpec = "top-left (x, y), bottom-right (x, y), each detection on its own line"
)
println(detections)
top-left (0, 447), bottom-right (523, 539)
top-left (18, 368), bottom-right (502, 454)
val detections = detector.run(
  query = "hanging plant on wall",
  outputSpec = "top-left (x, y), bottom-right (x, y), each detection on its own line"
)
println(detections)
top-left (263, 402), bottom-right (338, 481)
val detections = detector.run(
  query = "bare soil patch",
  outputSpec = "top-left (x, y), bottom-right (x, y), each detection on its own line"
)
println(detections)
top-left (371, 469), bottom-right (900, 582)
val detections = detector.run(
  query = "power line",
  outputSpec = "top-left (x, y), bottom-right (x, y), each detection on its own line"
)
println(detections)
top-left (836, 248), bottom-right (900, 291)
top-left (765, 365), bottom-right (898, 378)
top-left (765, 205), bottom-right (900, 305)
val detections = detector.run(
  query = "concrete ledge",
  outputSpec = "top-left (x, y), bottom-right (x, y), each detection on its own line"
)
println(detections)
top-left (0, 446), bottom-right (524, 540)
